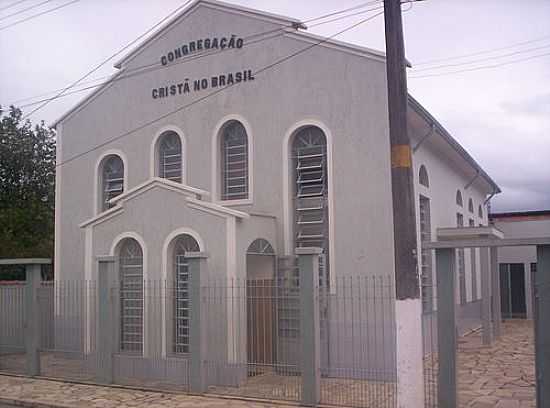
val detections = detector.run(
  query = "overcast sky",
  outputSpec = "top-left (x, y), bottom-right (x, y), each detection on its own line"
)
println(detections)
top-left (0, 0), bottom-right (549, 212)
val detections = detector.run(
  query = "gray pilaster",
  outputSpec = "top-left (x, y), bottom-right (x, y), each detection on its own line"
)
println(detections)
top-left (25, 264), bottom-right (41, 376)
top-left (535, 245), bottom-right (550, 408)
top-left (296, 247), bottom-right (322, 407)
top-left (436, 248), bottom-right (457, 408)
top-left (187, 252), bottom-right (208, 394)
top-left (96, 256), bottom-right (116, 384)
top-left (479, 248), bottom-right (492, 345)
top-left (490, 247), bottom-right (501, 339)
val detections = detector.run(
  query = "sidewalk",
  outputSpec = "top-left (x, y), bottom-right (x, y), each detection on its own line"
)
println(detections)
top-left (0, 375), bottom-right (293, 408)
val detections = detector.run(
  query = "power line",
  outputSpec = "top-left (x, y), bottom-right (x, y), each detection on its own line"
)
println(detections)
top-left (12, 1), bottom-right (385, 110)
top-left (409, 51), bottom-right (550, 79)
top-left (414, 34), bottom-right (550, 66)
top-left (0, 0), bottom-right (80, 31)
top-left (56, 10), bottom-right (384, 169)
top-left (21, 0), bottom-right (195, 120)
top-left (412, 43), bottom-right (550, 72)
top-left (0, 0), bottom-right (54, 22)
top-left (0, 0), bottom-right (32, 12)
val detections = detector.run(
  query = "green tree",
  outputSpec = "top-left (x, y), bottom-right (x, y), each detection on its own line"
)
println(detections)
top-left (0, 106), bottom-right (55, 279)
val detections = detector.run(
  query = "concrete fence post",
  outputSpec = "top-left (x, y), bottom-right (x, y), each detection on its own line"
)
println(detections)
top-left (25, 264), bottom-right (41, 376)
top-left (436, 247), bottom-right (457, 408)
top-left (296, 247), bottom-right (322, 407)
top-left (535, 244), bottom-right (550, 408)
top-left (96, 256), bottom-right (116, 384)
top-left (480, 248), bottom-right (493, 345)
top-left (187, 251), bottom-right (208, 394)
top-left (490, 247), bottom-right (501, 339)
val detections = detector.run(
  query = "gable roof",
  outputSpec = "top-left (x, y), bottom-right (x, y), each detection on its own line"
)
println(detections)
top-left (113, 0), bottom-right (305, 70)
top-left (50, 0), bottom-right (387, 128)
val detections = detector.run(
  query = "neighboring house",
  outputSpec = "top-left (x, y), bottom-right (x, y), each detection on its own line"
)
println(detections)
top-left (52, 0), bottom-right (499, 374)
top-left (490, 210), bottom-right (550, 319)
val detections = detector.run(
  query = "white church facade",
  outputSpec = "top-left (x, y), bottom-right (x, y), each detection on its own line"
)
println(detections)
top-left (52, 0), bottom-right (500, 396)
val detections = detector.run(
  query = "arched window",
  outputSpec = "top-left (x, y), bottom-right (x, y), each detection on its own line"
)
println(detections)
top-left (456, 190), bottom-right (463, 207)
top-left (119, 238), bottom-right (143, 353)
top-left (247, 238), bottom-right (275, 255)
top-left (157, 131), bottom-right (182, 182)
top-left (292, 126), bottom-right (329, 282)
top-left (478, 204), bottom-right (483, 219)
top-left (220, 120), bottom-right (248, 200)
top-left (419, 165), bottom-right (429, 188)
top-left (468, 198), bottom-right (474, 213)
top-left (172, 234), bottom-right (199, 354)
top-left (101, 155), bottom-right (124, 211)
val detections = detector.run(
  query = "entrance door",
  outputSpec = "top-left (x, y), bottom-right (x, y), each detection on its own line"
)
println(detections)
top-left (246, 239), bottom-right (276, 376)
top-left (500, 263), bottom-right (527, 318)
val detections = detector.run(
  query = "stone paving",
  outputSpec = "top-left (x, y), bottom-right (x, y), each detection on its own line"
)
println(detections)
top-left (457, 320), bottom-right (535, 408)
top-left (0, 320), bottom-right (537, 408)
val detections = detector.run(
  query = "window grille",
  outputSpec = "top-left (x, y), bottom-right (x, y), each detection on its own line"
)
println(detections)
top-left (456, 213), bottom-right (466, 305)
top-left (119, 238), bottom-right (143, 353)
top-left (419, 165), bottom-right (429, 187)
top-left (221, 121), bottom-right (248, 200)
top-left (292, 126), bottom-right (329, 286)
top-left (158, 131), bottom-right (182, 183)
top-left (173, 235), bottom-right (199, 354)
top-left (247, 238), bottom-right (275, 256)
top-left (419, 195), bottom-right (432, 313)
top-left (102, 155), bottom-right (124, 211)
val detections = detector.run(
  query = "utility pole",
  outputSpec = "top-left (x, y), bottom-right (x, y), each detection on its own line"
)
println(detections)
top-left (384, 1), bottom-right (424, 407)
top-left (384, 0), bottom-right (419, 300)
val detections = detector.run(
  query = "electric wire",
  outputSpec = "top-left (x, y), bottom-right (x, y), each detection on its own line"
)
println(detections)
top-left (55, 10), bottom-right (384, 169)
top-left (0, 0), bottom-right (79, 31)
top-left (11, 1), bottom-right (386, 110)
top-left (20, 0), bottom-right (195, 120)
top-left (0, 0), bottom-right (32, 12)
top-left (0, 0), bottom-right (54, 22)
top-left (412, 42), bottom-right (550, 72)
top-left (409, 51), bottom-right (550, 79)
top-left (414, 34), bottom-right (550, 66)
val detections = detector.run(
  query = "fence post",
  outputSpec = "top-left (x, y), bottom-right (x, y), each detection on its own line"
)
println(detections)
top-left (96, 256), bottom-right (116, 384)
top-left (187, 251), bottom-right (208, 394)
top-left (490, 247), bottom-right (501, 339)
top-left (436, 248), bottom-right (457, 408)
top-left (535, 244), bottom-right (550, 408)
top-left (480, 247), bottom-right (493, 345)
top-left (25, 264), bottom-right (41, 376)
top-left (297, 247), bottom-right (322, 407)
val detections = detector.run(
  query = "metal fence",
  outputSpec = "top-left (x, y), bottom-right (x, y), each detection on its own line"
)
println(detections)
top-left (0, 267), bottom-right (397, 408)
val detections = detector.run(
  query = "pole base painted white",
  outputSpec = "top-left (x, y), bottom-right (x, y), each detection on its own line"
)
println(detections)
top-left (396, 298), bottom-right (425, 408)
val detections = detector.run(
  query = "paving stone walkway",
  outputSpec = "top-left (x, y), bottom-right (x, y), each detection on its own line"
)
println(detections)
top-left (457, 320), bottom-right (535, 408)
top-left (0, 320), bottom-right (536, 408)
top-left (0, 375), bottom-right (293, 408)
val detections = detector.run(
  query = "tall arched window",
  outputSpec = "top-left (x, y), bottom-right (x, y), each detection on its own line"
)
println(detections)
top-left (419, 165), bottom-right (429, 188)
top-left (292, 126), bottom-right (329, 282)
top-left (456, 190), bottom-right (463, 207)
top-left (172, 234), bottom-right (199, 354)
top-left (119, 238), bottom-right (143, 353)
top-left (478, 204), bottom-right (483, 219)
top-left (468, 198), bottom-right (474, 213)
top-left (100, 155), bottom-right (124, 211)
top-left (158, 131), bottom-right (182, 182)
top-left (220, 121), bottom-right (248, 200)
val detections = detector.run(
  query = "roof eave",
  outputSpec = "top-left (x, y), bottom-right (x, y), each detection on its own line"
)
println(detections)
top-left (408, 94), bottom-right (501, 195)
